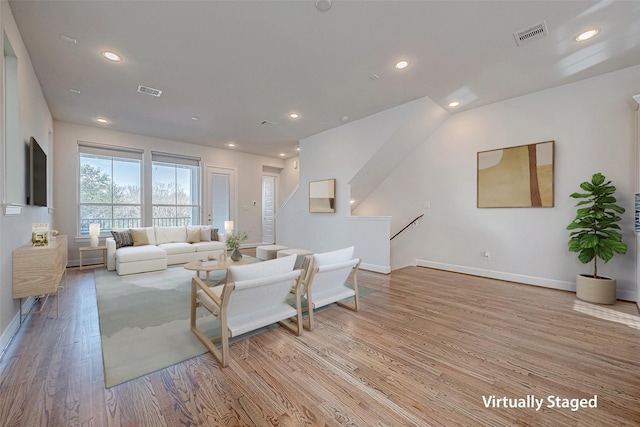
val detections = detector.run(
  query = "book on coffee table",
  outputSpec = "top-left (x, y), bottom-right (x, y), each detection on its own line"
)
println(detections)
top-left (198, 258), bottom-right (218, 267)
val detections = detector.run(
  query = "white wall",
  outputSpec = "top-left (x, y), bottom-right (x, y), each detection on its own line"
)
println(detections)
top-left (278, 155), bottom-right (299, 208)
top-left (277, 98), bottom-right (449, 272)
top-left (356, 65), bottom-right (640, 301)
top-left (0, 0), bottom-right (53, 351)
top-left (53, 121), bottom-right (287, 266)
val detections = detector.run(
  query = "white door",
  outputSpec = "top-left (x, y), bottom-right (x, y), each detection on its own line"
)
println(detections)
top-left (206, 166), bottom-right (236, 234)
top-left (262, 175), bottom-right (276, 244)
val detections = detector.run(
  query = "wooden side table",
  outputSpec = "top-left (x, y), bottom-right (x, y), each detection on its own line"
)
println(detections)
top-left (79, 245), bottom-right (107, 271)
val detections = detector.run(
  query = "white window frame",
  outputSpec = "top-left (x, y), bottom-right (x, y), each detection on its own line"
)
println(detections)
top-left (77, 142), bottom-right (143, 236)
top-left (151, 151), bottom-right (201, 227)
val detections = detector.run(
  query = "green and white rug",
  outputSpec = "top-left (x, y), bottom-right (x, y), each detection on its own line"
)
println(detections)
top-left (94, 261), bottom-right (371, 388)
top-left (94, 265), bottom-right (228, 387)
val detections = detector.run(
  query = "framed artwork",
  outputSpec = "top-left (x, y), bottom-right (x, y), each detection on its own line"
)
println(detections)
top-left (309, 178), bottom-right (336, 213)
top-left (477, 140), bottom-right (554, 208)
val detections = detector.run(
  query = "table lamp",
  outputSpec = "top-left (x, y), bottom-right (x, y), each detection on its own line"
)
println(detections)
top-left (89, 223), bottom-right (100, 247)
top-left (224, 221), bottom-right (234, 235)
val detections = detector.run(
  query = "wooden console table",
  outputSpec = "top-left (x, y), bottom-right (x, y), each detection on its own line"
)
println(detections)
top-left (13, 235), bottom-right (68, 324)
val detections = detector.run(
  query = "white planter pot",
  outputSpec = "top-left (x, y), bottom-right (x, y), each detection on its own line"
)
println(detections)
top-left (575, 274), bottom-right (617, 305)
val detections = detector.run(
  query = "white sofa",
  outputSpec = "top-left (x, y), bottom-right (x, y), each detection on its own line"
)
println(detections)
top-left (106, 226), bottom-right (226, 275)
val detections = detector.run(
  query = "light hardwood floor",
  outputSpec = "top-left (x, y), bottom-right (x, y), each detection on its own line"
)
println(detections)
top-left (1, 262), bottom-right (639, 426)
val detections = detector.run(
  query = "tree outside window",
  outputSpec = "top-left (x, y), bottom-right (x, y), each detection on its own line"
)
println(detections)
top-left (79, 152), bottom-right (142, 235)
top-left (152, 160), bottom-right (199, 226)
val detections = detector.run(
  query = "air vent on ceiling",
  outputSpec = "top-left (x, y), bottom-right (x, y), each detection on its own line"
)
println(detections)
top-left (137, 84), bottom-right (162, 97)
top-left (513, 21), bottom-right (548, 47)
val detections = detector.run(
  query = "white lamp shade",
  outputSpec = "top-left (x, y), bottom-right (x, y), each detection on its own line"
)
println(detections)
top-left (89, 223), bottom-right (100, 247)
top-left (89, 223), bottom-right (100, 236)
top-left (224, 221), bottom-right (234, 233)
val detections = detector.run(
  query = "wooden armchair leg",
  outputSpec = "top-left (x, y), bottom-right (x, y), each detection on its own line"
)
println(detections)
top-left (336, 263), bottom-right (360, 312)
top-left (305, 302), bottom-right (315, 331)
top-left (191, 324), bottom-right (226, 366)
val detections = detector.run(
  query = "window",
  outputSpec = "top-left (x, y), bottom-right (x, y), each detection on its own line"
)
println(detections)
top-left (78, 143), bottom-right (143, 235)
top-left (152, 152), bottom-right (200, 226)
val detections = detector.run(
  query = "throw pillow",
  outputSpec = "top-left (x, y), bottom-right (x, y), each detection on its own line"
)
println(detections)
top-left (129, 228), bottom-right (150, 246)
top-left (186, 226), bottom-right (201, 243)
top-left (111, 230), bottom-right (134, 249)
top-left (200, 226), bottom-right (212, 242)
top-left (211, 228), bottom-right (219, 241)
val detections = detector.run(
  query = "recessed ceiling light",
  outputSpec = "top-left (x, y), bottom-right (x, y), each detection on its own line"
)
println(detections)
top-left (448, 101), bottom-right (460, 107)
top-left (279, 153), bottom-right (286, 157)
top-left (341, 116), bottom-right (349, 122)
top-left (227, 142), bottom-right (236, 147)
top-left (69, 88), bottom-right (81, 94)
top-left (394, 60), bottom-right (409, 70)
top-left (101, 51), bottom-right (122, 62)
top-left (191, 116), bottom-right (199, 121)
top-left (350, 200), bottom-right (355, 204)
top-left (296, 145), bottom-right (300, 151)
top-left (575, 29), bottom-right (599, 42)
top-left (289, 112), bottom-right (300, 119)
top-left (96, 118), bottom-right (109, 124)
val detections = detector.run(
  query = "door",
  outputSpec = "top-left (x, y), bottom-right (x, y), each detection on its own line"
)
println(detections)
top-left (206, 166), bottom-right (236, 234)
top-left (262, 175), bottom-right (276, 244)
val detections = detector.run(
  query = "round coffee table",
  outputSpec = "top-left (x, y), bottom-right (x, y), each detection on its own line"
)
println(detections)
top-left (184, 257), bottom-right (252, 286)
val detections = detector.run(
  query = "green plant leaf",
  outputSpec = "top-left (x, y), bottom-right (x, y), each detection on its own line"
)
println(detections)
top-left (591, 173), bottom-right (605, 185)
top-left (578, 248), bottom-right (595, 264)
top-left (569, 192), bottom-right (590, 199)
top-left (580, 182), bottom-right (594, 192)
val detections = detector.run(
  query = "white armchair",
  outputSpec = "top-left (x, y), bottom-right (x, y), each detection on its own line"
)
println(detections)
top-left (300, 246), bottom-right (361, 331)
top-left (190, 255), bottom-right (303, 367)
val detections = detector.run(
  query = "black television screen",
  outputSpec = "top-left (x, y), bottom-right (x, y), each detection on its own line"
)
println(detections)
top-left (29, 137), bottom-right (47, 207)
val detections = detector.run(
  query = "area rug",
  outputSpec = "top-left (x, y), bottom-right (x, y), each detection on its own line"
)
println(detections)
top-left (95, 262), bottom-right (372, 388)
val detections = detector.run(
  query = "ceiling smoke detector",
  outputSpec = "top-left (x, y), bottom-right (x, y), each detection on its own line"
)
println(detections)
top-left (513, 21), bottom-right (548, 47)
top-left (137, 84), bottom-right (162, 97)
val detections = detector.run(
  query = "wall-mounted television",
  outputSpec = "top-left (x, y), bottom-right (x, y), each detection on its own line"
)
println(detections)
top-left (28, 136), bottom-right (47, 207)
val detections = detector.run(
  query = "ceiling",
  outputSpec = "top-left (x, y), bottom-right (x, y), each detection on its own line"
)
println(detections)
top-left (8, 1), bottom-right (640, 159)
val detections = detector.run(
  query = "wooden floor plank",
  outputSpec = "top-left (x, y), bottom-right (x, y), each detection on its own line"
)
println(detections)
top-left (1, 262), bottom-right (639, 426)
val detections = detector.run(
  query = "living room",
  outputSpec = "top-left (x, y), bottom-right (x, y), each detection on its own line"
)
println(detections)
top-left (1, 1), bottom-right (640, 425)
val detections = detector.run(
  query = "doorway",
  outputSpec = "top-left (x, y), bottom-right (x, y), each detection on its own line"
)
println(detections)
top-left (206, 166), bottom-right (236, 233)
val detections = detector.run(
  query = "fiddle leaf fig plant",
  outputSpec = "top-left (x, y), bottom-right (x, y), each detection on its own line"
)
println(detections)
top-left (566, 172), bottom-right (627, 279)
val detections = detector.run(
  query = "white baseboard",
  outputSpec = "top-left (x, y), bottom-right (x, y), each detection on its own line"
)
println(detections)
top-left (0, 296), bottom-right (36, 365)
top-left (415, 259), bottom-right (637, 302)
top-left (417, 259), bottom-right (575, 290)
top-left (360, 262), bottom-right (391, 274)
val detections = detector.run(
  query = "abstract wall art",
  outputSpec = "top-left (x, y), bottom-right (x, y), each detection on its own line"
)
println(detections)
top-left (309, 178), bottom-right (336, 213)
top-left (477, 141), bottom-right (554, 208)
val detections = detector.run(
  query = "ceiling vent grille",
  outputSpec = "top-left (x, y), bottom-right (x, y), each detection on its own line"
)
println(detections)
top-left (513, 21), bottom-right (548, 47)
top-left (137, 85), bottom-right (162, 97)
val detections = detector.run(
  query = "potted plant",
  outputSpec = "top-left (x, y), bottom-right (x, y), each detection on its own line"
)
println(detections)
top-left (226, 230), bottom-right (248, 261)
top-left (567, 172), bottom-right (627, 304)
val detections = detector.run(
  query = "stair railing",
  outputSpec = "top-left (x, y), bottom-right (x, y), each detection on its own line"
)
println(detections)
top-left (390, 214), bottom-right (424, 241)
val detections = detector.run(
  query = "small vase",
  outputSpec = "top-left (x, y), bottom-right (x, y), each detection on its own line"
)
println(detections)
top-left (230, 248), bottom-right (243, 261)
